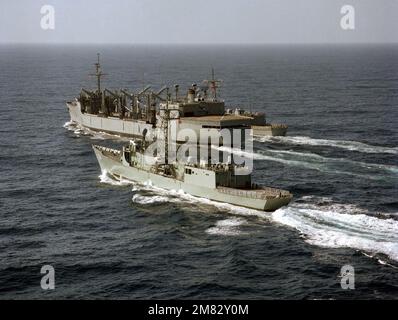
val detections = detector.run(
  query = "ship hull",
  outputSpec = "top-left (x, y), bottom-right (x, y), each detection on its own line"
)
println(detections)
top-left (67, 101), bottom-right (287, 138)
top-left (67, 101), bottom-right (156, 139)
top-left (93, 147), bottom-right (291, 212)
top-left (252, 125), bottom-right (287, 137)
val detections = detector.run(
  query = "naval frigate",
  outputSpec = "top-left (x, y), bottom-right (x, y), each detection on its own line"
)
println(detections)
top-left (67, 54), bottom-right (288, 143)
top-left (93, 100), bottom-right (292, 212)
top-left (94, 143), bottom-right (292, 211)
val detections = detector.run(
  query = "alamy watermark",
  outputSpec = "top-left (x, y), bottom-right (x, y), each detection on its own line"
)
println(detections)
top-left (39, 4), bottom-right (356, 34)
top-left (135, 127), bottom-right (254, 175)
top-left (40, 265), bottom-right (55, 290)
top-left (39, 4), bottom-right (356, 32)
top-left (340, 5), bottom-right (355, 30)
top-left (340, 264), bottom-right (355, 290)
top-left (40, 5), bottom-right (55, 30)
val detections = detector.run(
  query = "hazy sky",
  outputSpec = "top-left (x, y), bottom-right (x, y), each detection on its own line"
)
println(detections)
top-left (0, 0), bottom-right (396, 44)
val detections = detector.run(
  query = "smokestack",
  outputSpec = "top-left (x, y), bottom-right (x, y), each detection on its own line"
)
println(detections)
top-left (187, 88), bottom-right (195, 103)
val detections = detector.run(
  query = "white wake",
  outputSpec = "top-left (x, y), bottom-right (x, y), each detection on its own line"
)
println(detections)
top-left (256, 136), bottom-right (398, 155)
top-left (206, 218), bottom-right (247, 236)
top-left (99, 170), bottom-right (268, 217)
top-left (98, 171), bottom-right (398, 263)
top-left (99, 170), bottom-right (132, 186)
top-left (272, 201), bottom-right (398, 262)
top-left (218, 146), bottom-right (398, 176)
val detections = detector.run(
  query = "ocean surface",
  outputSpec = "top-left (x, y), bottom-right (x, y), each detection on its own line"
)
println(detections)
top-left (0, 44), bottom-right (397, 299)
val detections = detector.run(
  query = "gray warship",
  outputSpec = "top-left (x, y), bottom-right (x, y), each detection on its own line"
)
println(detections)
top-left (93, 101), bottom-right (292, 212)
top-left (93, 142), bottom-right (292, 211)
top-left (67, 54), bottom-right (287, 142)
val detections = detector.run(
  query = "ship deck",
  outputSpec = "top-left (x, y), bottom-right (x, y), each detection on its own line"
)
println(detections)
top-left (181, 114), bottom-right (253, 127)
top-left (94, 145), bottom-right (121, 161)
top-left (182, 114), bottom-right (251, 121)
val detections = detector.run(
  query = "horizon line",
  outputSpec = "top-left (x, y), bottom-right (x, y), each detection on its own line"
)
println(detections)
top-left (1, 41), bottom-right (397, 46)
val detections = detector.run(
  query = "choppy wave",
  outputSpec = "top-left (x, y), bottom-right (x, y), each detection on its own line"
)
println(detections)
top-left (206, 218), bottom-right (247, 236)
top-left (256, 136), bottom-right (398, 155)
top-left (272, 200), bottom-right (398, 262)
top-left (99, 171), bottom-right (398, 263)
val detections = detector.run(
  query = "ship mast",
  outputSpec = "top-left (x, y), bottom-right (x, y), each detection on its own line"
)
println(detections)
top-left (160, 88), bottom-right (179, 166)
top-left (164, 88), bottom-right (170, 165)
top-left (90, 53), bottom-right (106, 93)
top-left (203, 67), bottom-right (222, 101)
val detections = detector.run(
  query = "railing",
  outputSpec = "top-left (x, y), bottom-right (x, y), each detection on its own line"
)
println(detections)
top-left (217, 186), bottom-right (291, 200)
top-left (94, 145), bottom-right (121, 159)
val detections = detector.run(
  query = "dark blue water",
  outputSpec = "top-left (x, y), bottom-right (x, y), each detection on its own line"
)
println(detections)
top-left (0, 44), bottom-right (397, 299)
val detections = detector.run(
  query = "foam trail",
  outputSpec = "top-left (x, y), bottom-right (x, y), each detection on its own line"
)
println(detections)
top-left (99, 170), bottom-right (132, 186)
top-left (219, 146), bottom-right (398, 177)
top-left (135, 185), bottom-right (269, 218)
top-left (206, 218), bottom-right (247, 236)
top-left (63, 121), bottom-right (75, 129)
top-left (265, 149), bottom-right (398, 174)
top-left (218, 146), bottom-right (356, 176)
top-left (256, 136), bottom-right (398, 155)
top-left (174, 189), bottom-right (268, 217)
top-left (272, 203), bottom-right (398, 262)
top-left (99, 170), bottom-right (398, 263)
top-left (99, 170), bottom-right (269, 217)
top-left (132, 194), bottom-right (171, 205)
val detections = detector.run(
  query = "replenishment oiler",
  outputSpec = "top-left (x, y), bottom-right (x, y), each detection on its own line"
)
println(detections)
top-left (93, 101), bottom-right (292, 211)
top-left (67, 54), bottom-right (287, 142)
